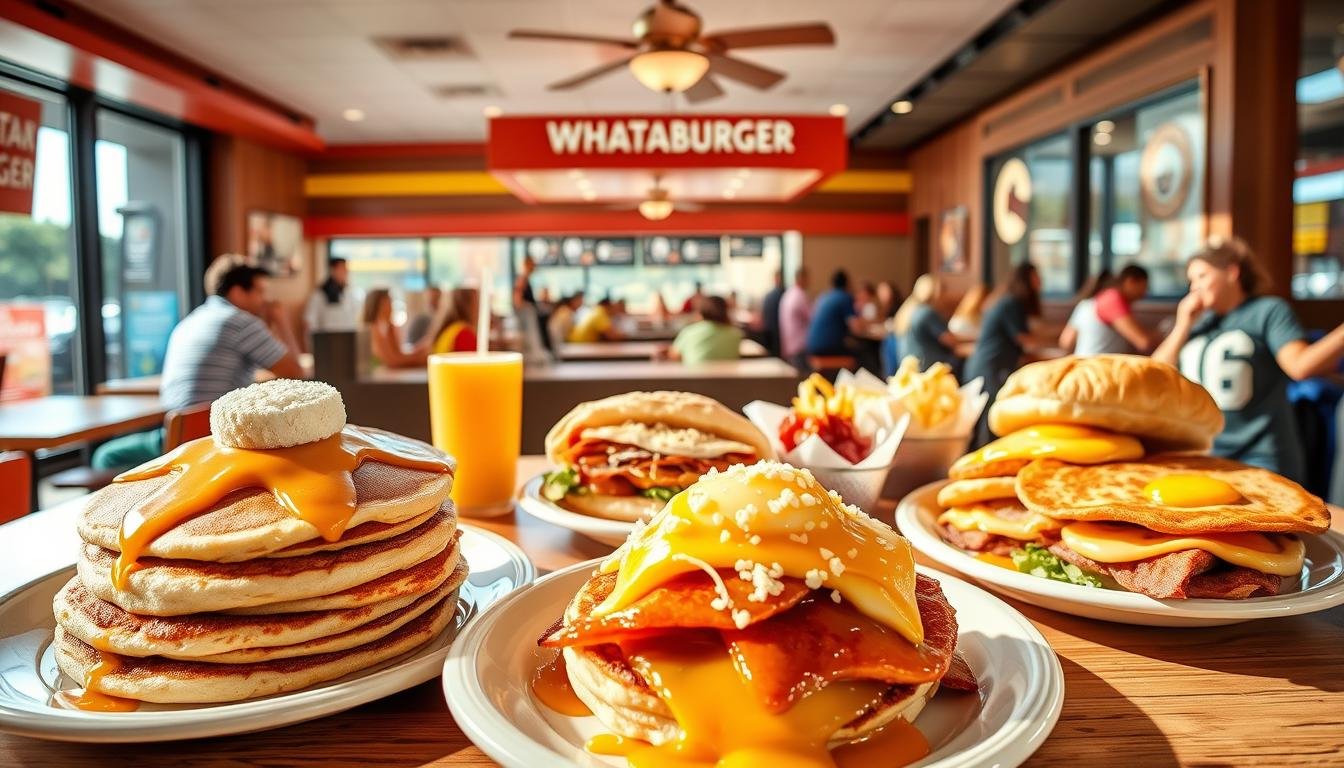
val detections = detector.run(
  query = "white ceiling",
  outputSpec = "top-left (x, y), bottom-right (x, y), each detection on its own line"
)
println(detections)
top-left (71, 0), bottom-right (1016, 144)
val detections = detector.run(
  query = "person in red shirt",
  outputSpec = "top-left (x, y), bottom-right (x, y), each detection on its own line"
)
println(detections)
top-left (1092, 264), bottom-right (1157, 353)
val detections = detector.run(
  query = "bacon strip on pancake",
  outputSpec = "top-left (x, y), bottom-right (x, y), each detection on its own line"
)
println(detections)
top-left (565, 437), bottom-right (755, 496)
top-left (720, 574), bottom-right (961, 712)
top-left (539, 571), bottom-right (811, 648)
top-left (938, 524), bottom-right (1021, 557)
top-left (1048, 543), bottom-right (1282, 599)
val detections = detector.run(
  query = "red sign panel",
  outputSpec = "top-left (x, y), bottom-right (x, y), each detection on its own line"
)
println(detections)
top-left (487, 114), bottom-right (846, 172)
top-left (0, 304), bottom-right (51, 402)
top-left (0, 89), bottom-right (42, 216)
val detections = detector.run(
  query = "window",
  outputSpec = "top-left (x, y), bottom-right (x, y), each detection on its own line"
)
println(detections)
top-left (1292, 0), bottom-right (1344, 299)
top-left (96, 109), bottom-right (190, 379)
top-left (986, 133), bottom-right (1074, 296)
top-left (1086, 83), bottom-right (1205, 297)
top-left (329, 238), bottom-right (427, 293)
top-left (0, 77), bottom-right (77, 400)
top-left (427, 237), bottom-right (511, 315)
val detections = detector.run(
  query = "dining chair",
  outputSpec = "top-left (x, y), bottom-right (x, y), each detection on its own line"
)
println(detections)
top-left (0, 451), bottom-right (32, 524)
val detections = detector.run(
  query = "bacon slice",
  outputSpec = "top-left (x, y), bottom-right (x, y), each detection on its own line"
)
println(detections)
top-left (941, 653), bottom-right (978, 692)
top-left (564, 437), bottom-right (755, 496)
top-left (539, 571), bottom-right (812, 648)
top-left (938, 523), bottom-right (1021, 556)
top-left (721, 574), bottom-right (961, 712)
top-left (1048, 543), bottom-right (1282, 599)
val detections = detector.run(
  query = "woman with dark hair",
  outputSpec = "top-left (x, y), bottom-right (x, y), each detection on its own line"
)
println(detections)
top-left (432, 288), bottom-right (481, 354)
top-left (964, 261), bottom-right (1043, 448)
top-left (1153, 236), bottom-right (1344, 481)
top-left (363, 288), bottom-right (431, 368)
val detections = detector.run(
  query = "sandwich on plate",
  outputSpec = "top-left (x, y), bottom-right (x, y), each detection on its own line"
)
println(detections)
top-left (934, 354), bottom-right (1328, 598)
top-left (541, 391), bottom-right (773, 522)
top-left (535, 460), bottom-right (976, 767)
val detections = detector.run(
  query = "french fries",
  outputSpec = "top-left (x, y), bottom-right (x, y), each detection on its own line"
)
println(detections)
top-left (887, 356), bottom-right (963, 429)
top-left (792, 373), bottom-right (882, 421)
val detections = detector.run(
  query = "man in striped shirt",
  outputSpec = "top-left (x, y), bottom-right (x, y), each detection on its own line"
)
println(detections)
top-left (92, 262), bottom-right (305, 469)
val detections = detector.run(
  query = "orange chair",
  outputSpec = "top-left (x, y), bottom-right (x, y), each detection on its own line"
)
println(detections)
top-left (163, 401), bottom-right (213, 452)
top-left (0, 451), bottom-right (32, 524)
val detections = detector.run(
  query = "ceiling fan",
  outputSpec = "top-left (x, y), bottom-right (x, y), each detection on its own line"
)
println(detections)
top-left (508, 0), bottom-right (835, 102)
top-left (607, 176), bottom-right (703, 220)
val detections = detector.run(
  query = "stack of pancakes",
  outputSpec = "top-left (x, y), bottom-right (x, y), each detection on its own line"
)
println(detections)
top-left (935, 355), bottom-right (1329, 599)
top-left (52, 383), bottom-right (466, 705)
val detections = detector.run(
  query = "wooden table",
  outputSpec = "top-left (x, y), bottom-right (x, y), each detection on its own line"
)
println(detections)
top-left (0, 395), bottom-right (168, 512)
top-left (3, 456), bottom-right (1342, 767)
top-left (95, 376), bottom-right (161, 396)
top-left (557, 338), bottom-right (768, 361)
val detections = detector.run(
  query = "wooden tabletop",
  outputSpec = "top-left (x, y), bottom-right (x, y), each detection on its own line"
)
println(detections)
top-left (368, 357), bottom-right (798, 384)
top-left (2, 455), bottom-right (1342, 767)
top-left (0, 396), bottom-right (168, 452)
top-left (95, 376), bottom-right (162, 396)
top-left (556, 338), bottom-right (768, 361)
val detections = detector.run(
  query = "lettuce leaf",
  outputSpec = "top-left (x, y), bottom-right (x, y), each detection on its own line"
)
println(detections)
top-left (1010, 544), bottom-right (1102, 588)
top-left (541, 467), bottom-right (583, 501)
top-left (639, 486), bottom-right (679, 502)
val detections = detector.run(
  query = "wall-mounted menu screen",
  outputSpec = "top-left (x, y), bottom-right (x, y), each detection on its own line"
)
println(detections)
top-left (524, 236), bottom-right (636, 266)
top-left (641, 236), bottom-right (722, 265)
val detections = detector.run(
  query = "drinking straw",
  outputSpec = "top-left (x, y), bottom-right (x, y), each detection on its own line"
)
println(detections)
top-left (477, 268), bottom-right (491, 354)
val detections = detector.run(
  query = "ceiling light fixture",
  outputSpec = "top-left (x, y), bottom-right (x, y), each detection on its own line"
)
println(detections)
top-left (628, 49), bottom-right (710, 93)
top-left (891, 100), bottom-right (913, 114)
top-left (829, 103), bottom-right (849, 117)
top-left (1096, 119), bottom-right (1115, 133)
top-left (1093, 131), bottom-right (1113, 146)
top-left (638, 198), bottom-right (675, 220)
top-left (342, 108), bottom-right (365, 122)
top-left (483, 105), bottom-right (503, 117)
top-left (729, 177), bottom-right (745, 190)
top-left (722, 189), bottom-right (737, 199)
top-left (576, 177), bottom-right (593, 189)
top-left (581, 190), bottom-right (597, 201)
top-left (568, 169), bottom-right (584, 179)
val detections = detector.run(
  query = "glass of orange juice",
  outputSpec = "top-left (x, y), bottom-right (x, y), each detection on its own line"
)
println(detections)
top-left (428, 351), bottom-right (523, 517)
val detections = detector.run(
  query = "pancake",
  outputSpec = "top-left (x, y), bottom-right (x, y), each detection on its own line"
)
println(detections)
top-left (54, 593), bottom-right (458, 704)
top-left (55, 548), bottom-right (465, 660)
top-left (947, 457), bottom-right (1029, 481)
top-left (78, 458), bottom-right (453, 562)
top-left (1015, 456), bottom-right (1330, 535)
top-left (269, 504), bottom-right (443, 558)
top-left (78, 511), bottom-right (456, 616)
top-left (937, 477), bottom-right (1018, 507)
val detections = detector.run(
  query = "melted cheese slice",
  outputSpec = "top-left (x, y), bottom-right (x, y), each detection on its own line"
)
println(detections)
top-left (596, 462), bottom-right (923, 646)
top-left (952, 424), bottom-right (1144, 471)
top-left (1060, 521), bottom-right (1305, 577)
top-left (937, 506), bottom-right (1062, 541)
top-left (581, 422), bottom-right (756, 459)
top-left (1142, 474), bottom-right (1243, 507)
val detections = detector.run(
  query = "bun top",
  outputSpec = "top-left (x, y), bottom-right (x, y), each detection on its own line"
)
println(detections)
top-left (987, 355), bottom-right (1223, 452)
top-left (545, 391), bottom-right (773, 464)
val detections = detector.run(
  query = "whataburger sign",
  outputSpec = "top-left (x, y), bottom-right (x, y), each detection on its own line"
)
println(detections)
top-left (488, 114), bottom-right (845, 171)
top-left (0, 89), bottom-right (41, 216)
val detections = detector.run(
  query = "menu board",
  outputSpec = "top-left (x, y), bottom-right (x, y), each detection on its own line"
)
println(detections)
top-left (523, 237), bottom-right (635, 266)
top-left (641, 236), bottom-right (723, 266)
top-left (727, 236), bottom-right (766, 259)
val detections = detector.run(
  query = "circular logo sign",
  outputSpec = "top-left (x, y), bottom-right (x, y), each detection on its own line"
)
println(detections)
top-left (993, 157), bottom-right (1032, 246)
top-left (1140, 122), bottom-right (1194, 220)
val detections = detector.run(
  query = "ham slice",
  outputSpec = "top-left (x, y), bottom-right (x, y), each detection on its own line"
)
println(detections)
top-left (1048, 543), bottom-right (1282, 599)
top-left (565, 437), bottom-right (755, 495)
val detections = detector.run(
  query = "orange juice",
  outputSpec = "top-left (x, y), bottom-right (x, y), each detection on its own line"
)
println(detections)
top-left (428, 352), bottom-right (523, 516)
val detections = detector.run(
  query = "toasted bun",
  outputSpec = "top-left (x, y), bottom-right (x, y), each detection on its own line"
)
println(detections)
top-left (559, 493), bottom-right (664, 523)
top-left (988, 355), bottom-right (1222, 452)
top-left (211, 380), bottom-right (346, 449)
top-left (544, 391), bottom-right (773, 464)
top-left (1016, 455), bottom-right (1330, 534)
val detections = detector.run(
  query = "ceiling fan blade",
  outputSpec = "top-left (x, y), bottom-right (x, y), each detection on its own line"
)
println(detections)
top-left (674, 201), bottom-right (705, 212)
top-left (508, 29), bottom-right (639, 48)
top-left (706, 53), bottom-right (786, 90)
top-left (546, 56), bottom-right (635, 90)
top-left (647, 0), bottom-right (703, 43)
top-left (682, 75), bottom-right (725, 103)
top-left (702, 23), bottom-right (835, 51)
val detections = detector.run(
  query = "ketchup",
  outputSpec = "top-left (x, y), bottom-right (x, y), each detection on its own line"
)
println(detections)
top-left (779, 412), bottom-right (873, 464)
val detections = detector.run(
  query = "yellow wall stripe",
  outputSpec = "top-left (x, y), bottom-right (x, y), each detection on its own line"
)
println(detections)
top-left (305, 171), bottom-right (511, 197)
top-left (816, 170), bottom-right (912, 194)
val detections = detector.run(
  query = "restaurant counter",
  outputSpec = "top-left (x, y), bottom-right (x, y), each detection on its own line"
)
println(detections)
top-left (311, 332), bottom-right (799, 453)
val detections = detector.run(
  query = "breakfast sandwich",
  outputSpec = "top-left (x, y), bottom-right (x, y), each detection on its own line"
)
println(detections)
top-left (542, 391), bottom-right (773, 522)
top-left (535, 461), bottom-right (976, 767)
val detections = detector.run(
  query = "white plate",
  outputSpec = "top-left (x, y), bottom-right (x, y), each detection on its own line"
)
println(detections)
top-left (518, 474), bottom-right (633, 547)
top-left (444, 559), bottom-right (1064, 768)
top-left (0, 525), bottom-right (534, 743)
top-left (896, 481), bottom-right (1344, 627)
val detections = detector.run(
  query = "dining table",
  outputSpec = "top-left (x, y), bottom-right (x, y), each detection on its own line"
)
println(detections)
top-left (1, 454), bottom-right (1342, 767)
top-left (556, 338), bottom-right (768, 361)
top-left (0, 395), bottom-right (168, 513)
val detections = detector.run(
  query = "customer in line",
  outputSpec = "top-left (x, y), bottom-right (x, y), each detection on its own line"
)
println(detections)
top-left (569, 297), bottom-right (622, 342)
top-left (779, 267), bottom-right (813, 365)
top-left (661, 295), bottom-right (743, 364)
top-left (805, 269), bottom-right (879, 372)
top-left (965, 262), bottom-right (1044, 448)
top-left (364, 288), bottom-right (430, 368)
top-left (304, 257), bottom-right (361, 335)
top-left (1153, 236), bottom-right (1344, 481)
top-left (92, 260), bottom-right (305, 470)
top-left (893, 274), bottom-right (967, 372)
top-left (1062, 264), bottom-right (1156, 355)
top-left (548, 292), bottom-right (583, 349)
top-left (405, 285), bottom-right (442, 344)
top-left (759, 270), bottom-right (786, 356)
top-left (948, 283), bottom-right (988, 337)
top-left (432, 288), bottom-right (481, 354)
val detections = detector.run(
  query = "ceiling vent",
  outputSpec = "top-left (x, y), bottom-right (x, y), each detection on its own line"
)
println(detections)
top-left (432, 83), bottom-right (501, 99)
top-left (375, 35), bottom-right (475, 60)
